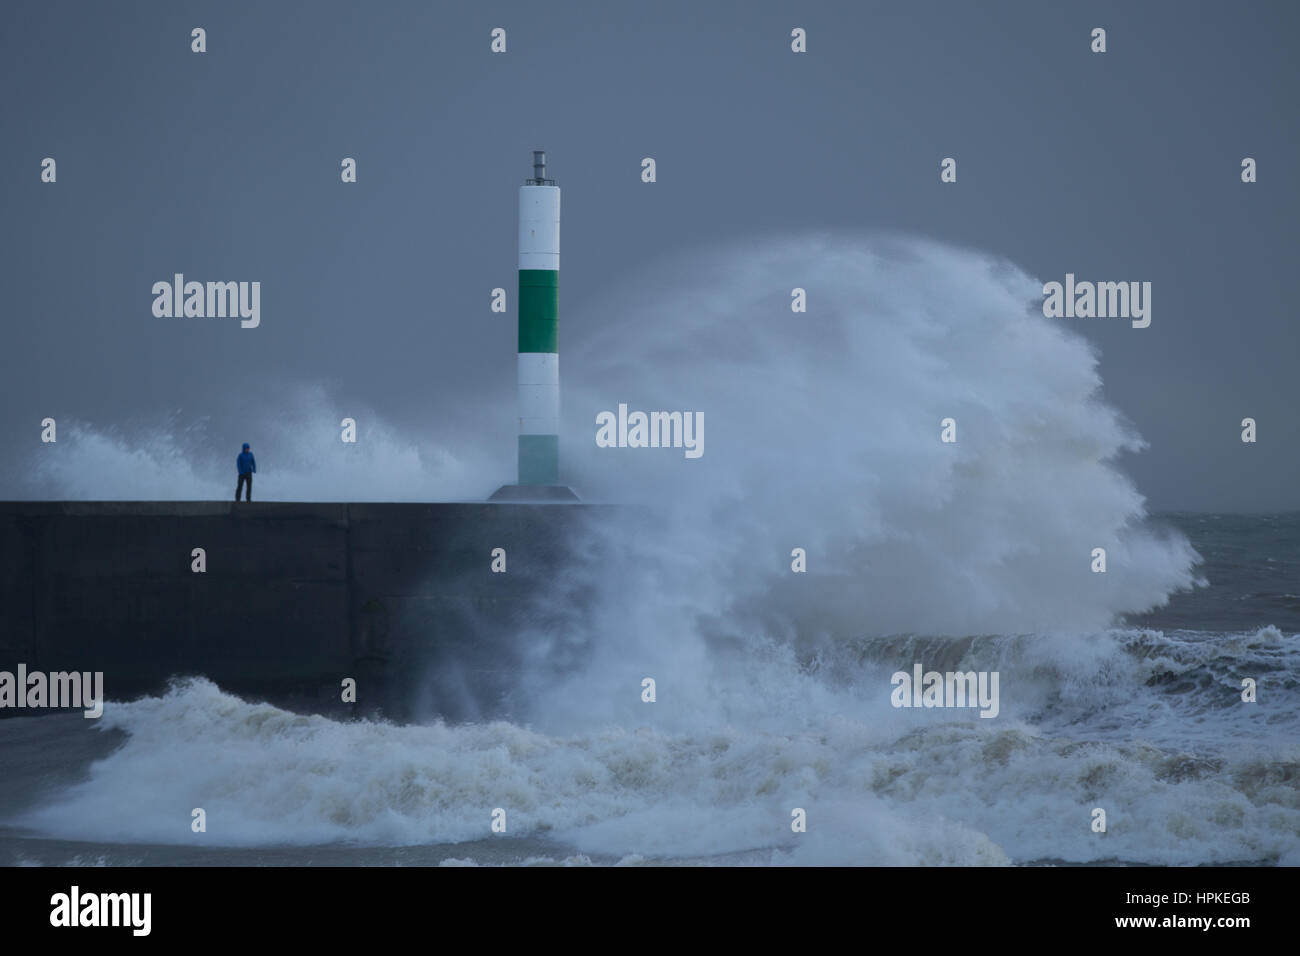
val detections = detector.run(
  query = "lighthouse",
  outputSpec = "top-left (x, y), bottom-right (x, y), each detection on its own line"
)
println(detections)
top-left (491, 150), bottom-right (578, 501)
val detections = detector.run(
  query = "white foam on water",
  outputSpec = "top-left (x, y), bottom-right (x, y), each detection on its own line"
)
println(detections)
top-left (15, 673), bottom-right (1297, 864)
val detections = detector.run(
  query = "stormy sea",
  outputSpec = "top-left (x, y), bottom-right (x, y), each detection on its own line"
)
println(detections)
top-left (2, 237), bottom-right (1296, 866)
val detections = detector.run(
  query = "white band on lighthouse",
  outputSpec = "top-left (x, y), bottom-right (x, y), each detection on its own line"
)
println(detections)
top-left (517, 352), bottom-right (559, 435)
top-left (519, 187), bottom-right (560, 271)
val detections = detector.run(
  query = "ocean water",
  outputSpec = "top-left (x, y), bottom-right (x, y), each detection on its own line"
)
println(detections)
top-left (1, 515), bottom-right (1297, 867)
top-left (2, 237), bottom-right (1296, 866)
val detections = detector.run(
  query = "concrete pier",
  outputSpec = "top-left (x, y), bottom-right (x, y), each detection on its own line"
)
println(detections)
top-left (0, 501), bottom-right (609, 722)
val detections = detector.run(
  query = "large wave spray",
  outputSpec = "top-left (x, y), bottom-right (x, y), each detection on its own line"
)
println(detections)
top-left (506, 234), bottom-right (1201, 735)
top-left (565, 235), bottom-right (1197, 632)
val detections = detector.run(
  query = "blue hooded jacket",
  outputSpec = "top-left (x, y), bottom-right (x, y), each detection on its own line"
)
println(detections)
top-left (237, 444), bottom-right (256, 475)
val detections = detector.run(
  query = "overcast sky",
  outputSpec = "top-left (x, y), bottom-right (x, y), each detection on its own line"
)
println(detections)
top-left (2, 0), bottom-right (1296, 511)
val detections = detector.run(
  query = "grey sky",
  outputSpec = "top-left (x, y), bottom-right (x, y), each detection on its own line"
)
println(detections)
top-left (2, 0), bottom-right (1296, 510)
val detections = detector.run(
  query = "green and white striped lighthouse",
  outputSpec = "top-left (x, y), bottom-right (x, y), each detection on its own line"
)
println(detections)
top-left (516, 150), bottom-right (560, 485)
top-left (491, 151), bottom-right (578, 501)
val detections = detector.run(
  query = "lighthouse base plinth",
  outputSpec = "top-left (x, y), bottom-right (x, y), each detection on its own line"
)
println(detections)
top-left (488, 484), bottom-right (580, 503)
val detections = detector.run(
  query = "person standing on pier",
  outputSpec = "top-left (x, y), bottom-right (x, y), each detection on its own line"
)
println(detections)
top-left (236, 443), bottom-right (256, 501)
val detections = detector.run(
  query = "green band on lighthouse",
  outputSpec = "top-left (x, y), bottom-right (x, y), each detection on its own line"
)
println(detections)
top-left (518, 270), bottom-right (558, 353)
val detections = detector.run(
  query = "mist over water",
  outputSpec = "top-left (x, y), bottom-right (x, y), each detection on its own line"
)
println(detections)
top-left (565, 234), bottom-right (1200, 633)
top-left (510, 234), bottom-right (1204, 734)
top-left (12, 235), bottom-right (1297, 865)
top-left (18, 383), bottom-right (498, 503)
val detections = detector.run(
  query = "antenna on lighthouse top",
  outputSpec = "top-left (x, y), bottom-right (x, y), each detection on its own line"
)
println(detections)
top-left (526, 149), bottom-right (554, 185)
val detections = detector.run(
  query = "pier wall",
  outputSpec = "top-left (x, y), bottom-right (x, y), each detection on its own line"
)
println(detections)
top-left (0, 502), bottom-right (608, 721)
